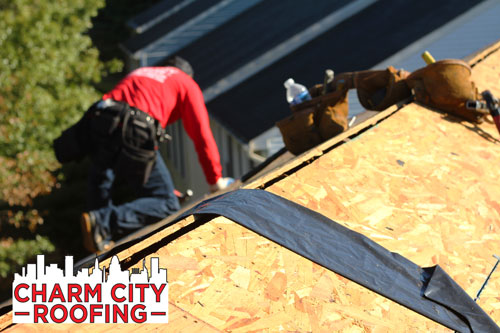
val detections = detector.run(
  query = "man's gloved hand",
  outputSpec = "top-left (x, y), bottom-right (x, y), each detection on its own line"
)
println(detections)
top-left (209, 177), bottom-right (234, 193)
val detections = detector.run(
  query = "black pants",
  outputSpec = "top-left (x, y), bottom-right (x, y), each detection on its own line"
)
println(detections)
top-left (88, 100), bottom-right (180, 239)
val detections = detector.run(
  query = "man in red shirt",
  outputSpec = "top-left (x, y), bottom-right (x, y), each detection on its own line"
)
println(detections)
top-left (70, 57), bottom-right (231, 252)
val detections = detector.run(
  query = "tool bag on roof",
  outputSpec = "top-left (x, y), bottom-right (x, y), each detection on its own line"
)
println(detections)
top-left (405, 59), bottom-right (488, 123)
top-left (333, 66), bottom-right (412, 111)
top-left (276, 85), bottom-right (349, 155)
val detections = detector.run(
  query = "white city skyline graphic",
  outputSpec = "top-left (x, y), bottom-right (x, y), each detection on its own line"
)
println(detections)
top-left (13, 255), bottom-right (169, 324)
top-left (14, 255), bottom-right (167, 284)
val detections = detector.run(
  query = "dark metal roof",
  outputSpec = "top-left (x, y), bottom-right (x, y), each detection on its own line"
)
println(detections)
top-left (124, 0), bottom-right (486, 142)
top-left (178, 0), bottom-right (353, 90)
top-left (123, 0), bottom-right (222, 54)
top-left (378, 0), bottom-right (500, 71)
top-left (201, 0), bottom-right (485, 142)
top-left (126, 0), bottom-right (190, 34)
top-left (346, 0), bottom-right (500, 118)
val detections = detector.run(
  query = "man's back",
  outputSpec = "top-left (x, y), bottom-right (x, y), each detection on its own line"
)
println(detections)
top-left (102, 66), bottom-right (201, 128)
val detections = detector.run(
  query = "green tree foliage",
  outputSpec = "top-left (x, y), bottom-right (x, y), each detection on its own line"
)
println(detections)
top-left (0, 0), bottom-right (122, 288)
top-left (0, 235), bottom-right (55, 278)
top-left (0, 0), bottom-right (117, 160)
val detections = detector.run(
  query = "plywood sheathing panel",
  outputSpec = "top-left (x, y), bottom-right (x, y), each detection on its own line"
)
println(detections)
top-left (127, 216), bottom-right (447, 332)
top-left (265, 47), bottom-right (500, 324)
top-left (471, 50), bottom-right (500, 98)
top-left (5, 215), bottom-right (449, 332)
top-left (244, 105), bottom-right (402, 191)
top-left (0, 313), bottom-right (12, 332)
top-left (245, 42), bottom-right (500, 192)
top-left (105, 41), bottom-right (500, 329)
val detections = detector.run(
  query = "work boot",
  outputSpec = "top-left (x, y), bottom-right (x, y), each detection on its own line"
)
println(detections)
top-left (80, 212), bottom-right (113, 253)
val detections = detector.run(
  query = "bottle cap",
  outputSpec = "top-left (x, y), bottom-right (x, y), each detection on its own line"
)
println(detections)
top-left (284, 78), bottom-right (294, 88)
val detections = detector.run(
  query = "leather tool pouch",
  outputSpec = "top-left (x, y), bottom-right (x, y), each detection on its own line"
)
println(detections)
top-left (276, 108), bottom-right (322, 156)
top-left (333, 67), bottom-right (411, 111)
top-left (406, 59), bottom-right (487, 123)
top-left (356, 66), bottom-right (411, 111)
top-left (276, 85), bottom-right (349, 155)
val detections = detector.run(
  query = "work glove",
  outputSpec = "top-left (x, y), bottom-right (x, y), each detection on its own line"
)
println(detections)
top-left (209, 177), bottom-right (234, 193)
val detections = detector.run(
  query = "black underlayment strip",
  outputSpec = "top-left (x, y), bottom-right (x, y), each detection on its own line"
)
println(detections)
top-left (177, 189), bottom-right (499, 333)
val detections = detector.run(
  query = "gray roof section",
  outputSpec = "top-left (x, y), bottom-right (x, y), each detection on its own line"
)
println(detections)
top-left (202, 0), bottom-right (379, 103)
top-left (347, 0), bottom-right (500, 118)
top-left (205, 0), bottom-right (486, 142)
top-left (179, 0), bottom-right (354, 90)
top-left (135, 0), bottom-right (264, 66)
top-left (376, 0), bottom-right (500, 71)
top-left (122, 0), bottom-right (491, 142)
top-left (122, 0), bottom-right (223, 56)
top-left (126, 0), bottom-right (196, 34)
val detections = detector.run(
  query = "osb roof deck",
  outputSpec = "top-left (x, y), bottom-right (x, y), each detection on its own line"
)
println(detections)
top-left (3, 42), bottom-right (500, 332)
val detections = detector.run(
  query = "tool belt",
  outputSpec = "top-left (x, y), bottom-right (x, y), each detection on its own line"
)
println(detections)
top-left (274, 58), bottom-right (490, 156)
top-left (54, 99), bottom-right (168, 185)
top-left (90, 99), bottom-right (168, 185)
top-left (331, 60), bottom-right (487, 123)
top-left (333, 66), bottom-right (412, 111)
top-left (406, 59), bottom-right (488, 123)
top-left (276, 86), bottom-right (348, 155)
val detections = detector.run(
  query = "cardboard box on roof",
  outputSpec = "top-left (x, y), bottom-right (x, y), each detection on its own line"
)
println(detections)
top-left (2, 42), bottom-right (500, 333)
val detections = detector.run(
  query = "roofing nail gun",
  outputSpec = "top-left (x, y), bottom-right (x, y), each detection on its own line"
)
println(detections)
top-left (466, 90), bottom-right (500, 135)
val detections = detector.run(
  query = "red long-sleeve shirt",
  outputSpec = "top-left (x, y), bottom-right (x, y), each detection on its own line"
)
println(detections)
top-left (102, 67), bottom-right (222, 185)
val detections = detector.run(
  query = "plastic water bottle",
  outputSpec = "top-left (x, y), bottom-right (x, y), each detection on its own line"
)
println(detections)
top-left (284, 78), bottom-right (311, 105)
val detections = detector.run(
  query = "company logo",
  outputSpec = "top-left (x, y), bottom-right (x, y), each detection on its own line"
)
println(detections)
top-left (12, 255), bottom-right (168, 324)
top-left (129, 67), bottom-right (179, 83)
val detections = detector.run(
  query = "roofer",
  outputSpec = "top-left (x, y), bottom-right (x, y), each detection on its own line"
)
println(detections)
top-left (53, 56), bottom-right (232, 252)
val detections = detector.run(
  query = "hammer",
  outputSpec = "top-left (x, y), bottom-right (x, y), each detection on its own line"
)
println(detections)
top-left (482, 90), bottom-right (500, 135)
top-left (466, 90), bottom-right (500, 135)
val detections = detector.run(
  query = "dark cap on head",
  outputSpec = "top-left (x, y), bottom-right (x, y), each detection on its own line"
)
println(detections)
top-left (163, 56), bottom-right (194, 77)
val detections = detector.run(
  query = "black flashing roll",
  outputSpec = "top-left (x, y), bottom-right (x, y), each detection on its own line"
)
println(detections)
top-left (177, 189), bottom-right (499, 333)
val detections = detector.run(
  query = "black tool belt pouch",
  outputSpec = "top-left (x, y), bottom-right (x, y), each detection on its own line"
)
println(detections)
top-left (89, 100), bottom-right (160, 185)
top-left (116, 107), bottom-right (158, 186)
